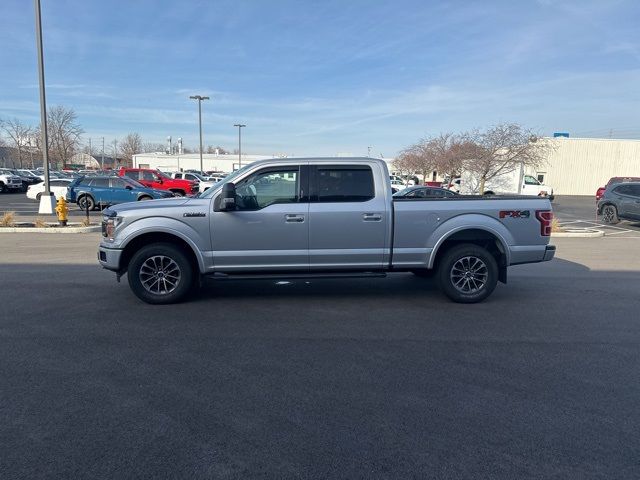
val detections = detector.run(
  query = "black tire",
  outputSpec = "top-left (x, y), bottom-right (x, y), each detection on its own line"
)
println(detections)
top-left (138, 195), bottom-right (153, 201)
top-left (0, 183), bottom-right (6, 193)
top-left (170, 190), bottom-right (185, 197)
top-left (411, 269), bottom-right (435, 278)
top-left (601, 204), bottom-right (619, 224)
top-left (437, 243), bottom-right (498, 303)
top-left (77, 195), bottom-right (95, 211)
top-left (127, 243), bottom-right (194, 304)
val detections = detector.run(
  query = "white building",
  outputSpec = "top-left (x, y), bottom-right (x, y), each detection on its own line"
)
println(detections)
top-left (132, 153), bottom-right (279, 173)
top-left (535, 137), bottom-right (640, 195)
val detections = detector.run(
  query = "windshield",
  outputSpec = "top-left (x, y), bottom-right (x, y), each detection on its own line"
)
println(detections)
top-left (200, 164), bottom-right (254, 198)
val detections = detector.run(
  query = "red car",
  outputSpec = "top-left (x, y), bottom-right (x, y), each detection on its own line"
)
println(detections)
top-left (596, 177), bottom-right (640, 201)
top-left (118, 168), bottom-right (199, 197)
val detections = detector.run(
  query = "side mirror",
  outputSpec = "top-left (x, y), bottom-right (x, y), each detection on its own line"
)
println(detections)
top-left (216, 182), bottom-right (236, 211)
top-left (156, 178), bottom-right (163, 184)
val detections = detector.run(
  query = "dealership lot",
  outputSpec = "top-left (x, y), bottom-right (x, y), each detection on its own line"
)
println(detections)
top-left (1, 232), bottom-right (639, 478)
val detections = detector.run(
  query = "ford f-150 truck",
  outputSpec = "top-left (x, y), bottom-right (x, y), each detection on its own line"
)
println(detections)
top-left (99, 158), bottom-right (555, 304)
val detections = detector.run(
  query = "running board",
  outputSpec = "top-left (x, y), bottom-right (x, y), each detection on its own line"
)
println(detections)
top-left (206, 271), bottom-right (387, 281)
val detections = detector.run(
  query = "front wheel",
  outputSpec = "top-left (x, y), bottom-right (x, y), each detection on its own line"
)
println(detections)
top-left (601, 205), bottom-right (619, 224)
top-left (170, 190), bottom-right (185, 197)
top-left (127, 243), bottom-right (194, 304)
top-left (437, 244), bottom-right (498, 303)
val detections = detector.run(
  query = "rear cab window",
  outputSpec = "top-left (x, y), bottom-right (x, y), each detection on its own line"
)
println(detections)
top-left (312, 165), bottom-right (375, 202)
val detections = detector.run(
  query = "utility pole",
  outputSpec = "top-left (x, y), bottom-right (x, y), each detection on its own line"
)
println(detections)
top-left (101, 137), bottom-right (104, 170)
top-left (34, 0), bottom-right (54, 214)
top-left (113, 139), bottom-right (118, 168)
top-left (234, 124), bottom-right (246, 167)
top-left (88, 138), bottom-right (92, 169)
top-left (189, 95), bottom-right (209, 173)
top-left (367, 146), bottom-right (372, 157)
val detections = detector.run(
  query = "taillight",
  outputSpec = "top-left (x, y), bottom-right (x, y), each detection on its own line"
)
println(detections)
top-left (536, 210), bottom-right (553, 236)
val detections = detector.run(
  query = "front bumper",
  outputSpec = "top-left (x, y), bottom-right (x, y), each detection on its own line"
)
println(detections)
top-left (98, 245), bottom-right (123, 272)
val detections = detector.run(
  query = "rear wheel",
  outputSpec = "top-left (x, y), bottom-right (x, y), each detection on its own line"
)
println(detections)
top-left (601, 204), bottom-right (619, 224)
top-left (170, 189), bottom-right (185, 197)
top-left (127, 243), bottom-right (194, 304)
top-left (138, 195), bottom-right (153, 201)
top-left (77, 195), bottom-right (95, 211)
top-left (437, 244), bottom-right (498, 303)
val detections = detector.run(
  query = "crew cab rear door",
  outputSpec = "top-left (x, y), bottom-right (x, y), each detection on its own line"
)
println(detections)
top-left (308, 163), bottom-right (388, 269)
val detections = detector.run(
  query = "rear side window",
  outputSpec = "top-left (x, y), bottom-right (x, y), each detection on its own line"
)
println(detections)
top-left (628, 185), bottom-right (640, 196)
top-left (314, 166), bottom-right (374, 202)
top-left (89, 178), bottom-right (109, 187)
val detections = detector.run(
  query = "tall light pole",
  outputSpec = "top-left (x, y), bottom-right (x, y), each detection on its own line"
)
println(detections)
top-left (367, 146), bottom-right (372, 157)
top-left (189, 95), bottom-right (209, 173)
top-left (34, 0), bottom-right (54, 214)
top-left (234, 124), bottom-right (246, 168)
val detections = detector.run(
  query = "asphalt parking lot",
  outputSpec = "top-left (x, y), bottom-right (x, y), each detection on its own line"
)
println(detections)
top-left (1, 231), bottom-right (639, 479)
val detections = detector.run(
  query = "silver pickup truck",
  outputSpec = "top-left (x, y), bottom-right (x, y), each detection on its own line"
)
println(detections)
top-left (98, 158), bottom-right (555, 304)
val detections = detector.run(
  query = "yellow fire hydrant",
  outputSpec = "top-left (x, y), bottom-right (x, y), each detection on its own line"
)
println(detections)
top-left (55, 197), bottom-right (68, 226)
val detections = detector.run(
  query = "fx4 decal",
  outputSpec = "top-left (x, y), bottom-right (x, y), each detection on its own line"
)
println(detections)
top-left (499, 210), bottom-right (530, 219)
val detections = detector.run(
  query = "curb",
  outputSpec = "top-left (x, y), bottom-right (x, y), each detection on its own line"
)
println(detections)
top-left (551, 229), bottom-right (604, 238)
top-left (0, 225), bottom-right (101, 234)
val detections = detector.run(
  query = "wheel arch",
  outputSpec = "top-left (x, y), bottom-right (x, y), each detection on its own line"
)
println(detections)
top-left (119, 231), bottom-right (204, 275)
top-left (429, 226), bottom-right (510, 282)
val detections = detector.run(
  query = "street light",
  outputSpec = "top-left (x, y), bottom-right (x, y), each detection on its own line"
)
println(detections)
top-left (33, 0), bottom-right (54, 214)
top-left (189, 95), bottom-right (209, 173)
top-left (234, 124), bottom-right (246, 167)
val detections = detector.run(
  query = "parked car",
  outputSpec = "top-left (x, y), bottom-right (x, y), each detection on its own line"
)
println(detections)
top-left (0, 168), bottom-right (24, 193)
top-left (67, 175), bottom-right (175, 210)
top-left (10, 169), bottom-right (41, 191)
top-left (118, 168), bottom-right (198, 197)
top-left (393, 186), bottom-right (459, 198)
top-left (26, 178), bottom-right (73, 201)
top-left (169, 172), bottom-right (215, 193)
top-left (595, 176), bottom-right (640, 202)
top-left (98, 157), bottom-right (555, 305)
top-left (598, 182), bottom-right (640, 224)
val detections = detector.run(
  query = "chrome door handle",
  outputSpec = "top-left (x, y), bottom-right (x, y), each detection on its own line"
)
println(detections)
top-left (363, 213), bottom-right (382, 221)
top-left (285, 214), bottom-right (305, 223)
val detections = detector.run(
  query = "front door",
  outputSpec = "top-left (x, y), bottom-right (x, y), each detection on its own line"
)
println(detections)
top-left (211, 164), bottom-right (309, 271)
top-left (308, 164), bottom-right (388, 269)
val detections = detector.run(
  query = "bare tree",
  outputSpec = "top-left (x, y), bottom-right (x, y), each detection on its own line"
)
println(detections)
top-left (34, 106), bottom-right (83, 169)
top-left (0, 118), bottom-right (32, 168)
top-left (395, 143), bottom-right (436, 184)
top-left (206, 145), bottom-right (229, 154)
top-left (464, 123), bottom-right (550, 194)
top-left (120, 132), bottom-right (142, 167)
top-left (142, 142), bottom-right (166, 153)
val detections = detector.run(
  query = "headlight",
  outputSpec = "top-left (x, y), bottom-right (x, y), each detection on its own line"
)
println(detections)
top-left (102, 215), bottom-right (123, 241)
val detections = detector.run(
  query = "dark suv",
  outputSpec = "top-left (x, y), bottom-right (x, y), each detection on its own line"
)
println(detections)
top-left (598, 182), bottom-right (640, 224)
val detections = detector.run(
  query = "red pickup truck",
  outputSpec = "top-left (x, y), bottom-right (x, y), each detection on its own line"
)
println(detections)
top-left (118, 168), bottom-right (198, 196)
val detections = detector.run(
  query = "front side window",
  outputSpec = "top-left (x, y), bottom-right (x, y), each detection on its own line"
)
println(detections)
top-left (141, 171), bottom-right (156, 182)
top-left (124, 170), bottom-right (139, 180)
top-left (235, 168), bottom-right (299, 210)
top-left (524, 175), bottom-right (540, 185)
top-left (174, 173), bottom-right (183, 179)
top-left (110, 178), bottom-right (127, 188)
top-left (315, 166), bottom-right (374, 202)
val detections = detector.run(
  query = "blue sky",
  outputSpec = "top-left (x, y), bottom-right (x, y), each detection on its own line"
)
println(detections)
top-left (1, 0), bottom-right (639, 156)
